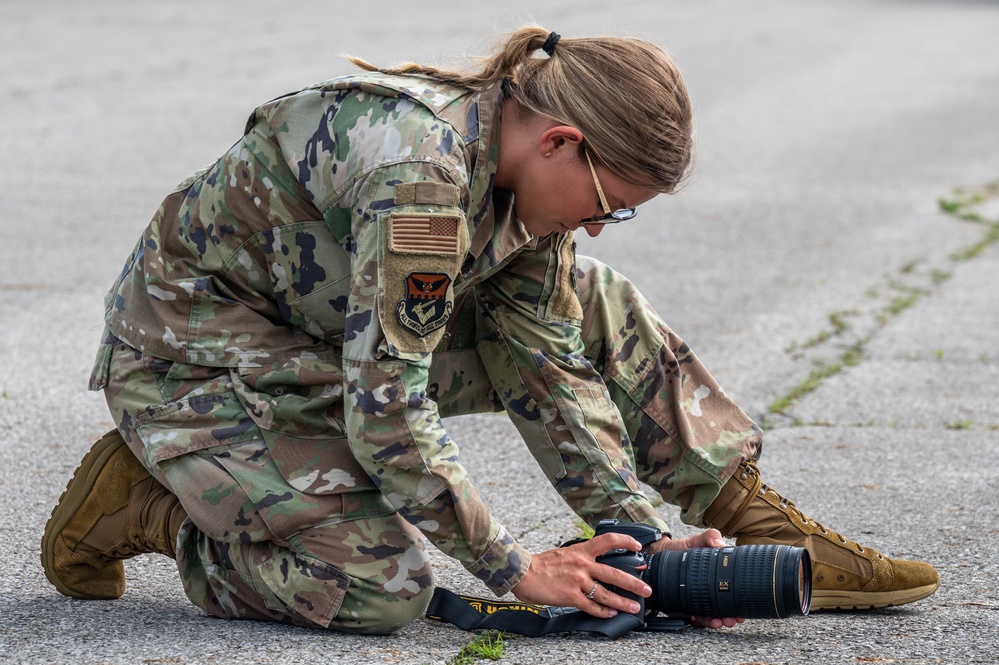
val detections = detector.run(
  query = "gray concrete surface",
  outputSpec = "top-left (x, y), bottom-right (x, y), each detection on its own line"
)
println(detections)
top-left (2, 1), bottom-right (997, 663)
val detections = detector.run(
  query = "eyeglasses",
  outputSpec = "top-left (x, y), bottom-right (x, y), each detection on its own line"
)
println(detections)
top-left (580, 150), bottom-right (637, 225)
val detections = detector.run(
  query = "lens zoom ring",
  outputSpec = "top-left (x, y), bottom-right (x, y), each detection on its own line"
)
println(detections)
top-left (684, 550), bottom-right (719, 617)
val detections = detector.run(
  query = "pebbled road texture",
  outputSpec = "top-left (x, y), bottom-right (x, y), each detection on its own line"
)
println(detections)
top-left (1, 1), bottom-right (997, 663)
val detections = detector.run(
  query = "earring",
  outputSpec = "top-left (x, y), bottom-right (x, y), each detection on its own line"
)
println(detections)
top-left (545, 152), bottom-right (552, 157)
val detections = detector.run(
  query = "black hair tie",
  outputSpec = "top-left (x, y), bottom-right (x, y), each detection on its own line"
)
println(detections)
top-left (542, 31), bottom-right (561, 56)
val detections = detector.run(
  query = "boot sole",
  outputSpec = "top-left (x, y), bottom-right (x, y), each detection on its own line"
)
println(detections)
top-left (810, 581), bottom-right (940, 611)
top-left (40, 431), bottom-right (127, 599)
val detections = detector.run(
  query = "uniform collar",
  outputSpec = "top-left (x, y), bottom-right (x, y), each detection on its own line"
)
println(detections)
top-left (465, 82), bottom-right (533, 261)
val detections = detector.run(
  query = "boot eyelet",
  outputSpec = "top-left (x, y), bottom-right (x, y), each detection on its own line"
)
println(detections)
top-left (837, 574), bottom-right (846, 582)
top-left (857, 546), bottom-right (864, 553)
top-left (820, 528), bottom-right (828, 534)
top-left (816, 574), bottom-right (825, 582)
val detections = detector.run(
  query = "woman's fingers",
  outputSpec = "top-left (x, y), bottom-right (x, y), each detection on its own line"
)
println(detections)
top-left (582, 579), bottom-right (644, 616)
top-left (691, 616), bottom-right (746, 629)
top-left (513, 530), bottom-right (744, 629)
top-left (512, 534), bottom-right (653, 617)
top-left (649, 528), bottom-right (725, 553)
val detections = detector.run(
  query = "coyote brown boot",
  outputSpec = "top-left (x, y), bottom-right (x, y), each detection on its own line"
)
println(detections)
top-left (703, 461), bottom-right (939, 611)
top-left (41, 429), bottom-right (187, 599)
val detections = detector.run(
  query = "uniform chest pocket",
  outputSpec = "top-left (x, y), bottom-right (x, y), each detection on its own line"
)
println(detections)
top-left (258, 220), bottom-right (352, 341)
top-left (290, 276), bottom-right (351, 341)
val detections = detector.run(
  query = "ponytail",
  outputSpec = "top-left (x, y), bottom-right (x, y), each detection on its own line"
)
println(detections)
top-left (348, 26), bottom-right (693, 193)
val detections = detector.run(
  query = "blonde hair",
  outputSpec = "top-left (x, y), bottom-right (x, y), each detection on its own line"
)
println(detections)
top-left (348, 26), bottom-right (692, 193)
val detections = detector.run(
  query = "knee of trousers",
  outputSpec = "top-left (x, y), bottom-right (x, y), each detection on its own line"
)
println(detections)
top-left (175, 527), bottom-right (435, 633)
top-left (574, 255), bottom-right (672, 389)
top-left (178, 508), bottom-right (436, 634)
top-left (330, 575), bottom-right (436, 635)
top-left (324, 517), bottom-right (437, 634)
top-left (575, 256), bottom-right (665, 344)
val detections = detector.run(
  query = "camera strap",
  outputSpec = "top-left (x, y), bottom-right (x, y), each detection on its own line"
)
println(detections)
top-left (425, 587), bottom-right (682, 639)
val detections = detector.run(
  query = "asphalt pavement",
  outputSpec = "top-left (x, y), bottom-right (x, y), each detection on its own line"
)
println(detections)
top-left (1, 1), bottom-right (997, 663)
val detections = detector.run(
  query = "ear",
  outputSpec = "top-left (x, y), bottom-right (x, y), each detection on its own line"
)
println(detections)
top-left (539, 125), bottom-right (584, 157)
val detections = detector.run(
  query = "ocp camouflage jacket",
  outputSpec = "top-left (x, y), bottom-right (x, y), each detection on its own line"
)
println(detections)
top-left (91, 73), bottom-right (665, 595)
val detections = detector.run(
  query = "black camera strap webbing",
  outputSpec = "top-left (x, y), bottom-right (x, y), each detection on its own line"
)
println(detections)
top-left (425, 587), bottom-right (682, 639)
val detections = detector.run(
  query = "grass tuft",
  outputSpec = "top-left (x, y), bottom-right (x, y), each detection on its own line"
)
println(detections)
top-left (447, 630), bottom-right (506, 665)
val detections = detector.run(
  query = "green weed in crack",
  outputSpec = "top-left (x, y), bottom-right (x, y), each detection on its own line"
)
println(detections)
top-left (769, 179), bottom-right (998, 423)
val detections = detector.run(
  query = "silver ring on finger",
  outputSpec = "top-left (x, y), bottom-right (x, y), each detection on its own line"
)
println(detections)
top-left (585, 581), bottom-right (599, 600)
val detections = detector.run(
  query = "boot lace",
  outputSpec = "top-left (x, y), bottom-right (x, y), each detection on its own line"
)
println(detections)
top-left (742, 462), bottom-right (882, 559)
top-left (104, 528), bottom-right (168, 561)
top-left (100, 480), bottom-right (174, 561)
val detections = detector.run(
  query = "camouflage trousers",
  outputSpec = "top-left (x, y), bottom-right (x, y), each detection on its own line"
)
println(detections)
top-left (99, 256), bottom-right (761, 633)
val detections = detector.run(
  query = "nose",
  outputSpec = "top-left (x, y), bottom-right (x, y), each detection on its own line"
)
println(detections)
top-left (583, 224), bottom-right (604, 238)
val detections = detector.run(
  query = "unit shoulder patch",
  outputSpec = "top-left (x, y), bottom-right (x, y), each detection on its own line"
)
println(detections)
top-left (379, 207), bottom-right (467, 353)
top-left (396, 272), bottom-right (453, 337)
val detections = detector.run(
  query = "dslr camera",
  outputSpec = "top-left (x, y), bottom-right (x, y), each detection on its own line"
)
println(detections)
top-left (595, 519), bottom-right (811, 623)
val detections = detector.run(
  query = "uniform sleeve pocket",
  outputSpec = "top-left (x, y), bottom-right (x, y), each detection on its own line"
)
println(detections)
top-left (536, 351), bottom-right (642, 494)
top-left (474, 335), bottom-right (566, 483)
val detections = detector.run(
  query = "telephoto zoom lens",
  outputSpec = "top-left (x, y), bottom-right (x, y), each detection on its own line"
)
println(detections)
top-left (647, 545), bottom-right (811, 619)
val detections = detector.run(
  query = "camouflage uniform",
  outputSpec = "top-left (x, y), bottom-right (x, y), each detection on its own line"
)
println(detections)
top-left (90, 73), bottom-right (762, 633)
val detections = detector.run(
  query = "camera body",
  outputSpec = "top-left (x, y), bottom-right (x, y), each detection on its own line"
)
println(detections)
top-left (592, 519), bottom-right (659, 605)
top-left (594, 519), bottom-right (811, 620)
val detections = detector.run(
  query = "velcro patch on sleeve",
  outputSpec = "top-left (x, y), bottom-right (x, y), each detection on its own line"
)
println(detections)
top-left (380, 209), bottom-right (468, 354)
top-left (393, 182), bottom-right (460, 208)
top-left (551, 231), bottom-right (583, 321)
top-left (389, 214), bottom-right (461, 256)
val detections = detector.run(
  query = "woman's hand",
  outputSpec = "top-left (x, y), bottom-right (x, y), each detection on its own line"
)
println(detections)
top-left (648, 528), bottom-right (745, 629)
top-left (511, 532), bottom-right (652, 618)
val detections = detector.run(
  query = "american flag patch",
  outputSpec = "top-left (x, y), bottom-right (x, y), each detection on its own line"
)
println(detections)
top-left (390, 214), bottom-right (460, 255)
